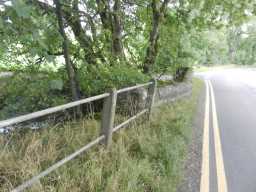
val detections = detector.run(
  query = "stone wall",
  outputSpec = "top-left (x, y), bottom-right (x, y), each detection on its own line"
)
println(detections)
top-left (155, 82), bottom-right (192, 105)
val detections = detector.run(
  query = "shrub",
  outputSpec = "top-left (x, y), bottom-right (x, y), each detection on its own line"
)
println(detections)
top-left (78, 66), bottom-right (150, 96)
top-left (0, 66), bottom-right (150, 119)
top-left (0, 72), bottom-right (68, 119)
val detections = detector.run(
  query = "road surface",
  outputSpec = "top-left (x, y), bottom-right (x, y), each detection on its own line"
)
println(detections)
top-left (198, 68), bottom-right (256, 192)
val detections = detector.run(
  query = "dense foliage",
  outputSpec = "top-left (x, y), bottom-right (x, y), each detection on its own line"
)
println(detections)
top-left (0, 0), bottom-right (256, 117)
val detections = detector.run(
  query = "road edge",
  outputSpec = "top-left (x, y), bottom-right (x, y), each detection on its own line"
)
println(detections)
top-left (177, 80), bottom-right (205, 192)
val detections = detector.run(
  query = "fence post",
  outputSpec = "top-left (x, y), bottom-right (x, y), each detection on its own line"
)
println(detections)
top-left (146, 79), bottom-right (157, 119)
top-left (100, 88), bottom-right (117, 148)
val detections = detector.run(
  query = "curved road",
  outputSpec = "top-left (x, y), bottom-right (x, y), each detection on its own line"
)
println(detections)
top-left (198, 68), bottom-right (256, 192)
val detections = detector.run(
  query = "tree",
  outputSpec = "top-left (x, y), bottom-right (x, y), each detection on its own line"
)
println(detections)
top-left (143, 0), bottom-right (171, 74)
top-left (53, 0), bottom-right (80, 101)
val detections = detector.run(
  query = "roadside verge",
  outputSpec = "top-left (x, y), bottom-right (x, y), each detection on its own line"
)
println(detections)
top-left (0, 78), bottom-right (203, 192)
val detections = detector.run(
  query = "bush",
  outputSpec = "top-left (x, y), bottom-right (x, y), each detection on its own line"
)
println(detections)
top-left (173, 66), bottom-right (191, 82)
top-left (78, 66), bottom-right (150, 96)
top-left (0, 66), bottom-right (150, 119)
top-left (0, 72), bottom-right (68, 119)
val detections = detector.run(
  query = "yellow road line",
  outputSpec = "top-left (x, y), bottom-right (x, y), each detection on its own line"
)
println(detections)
top-left (200, 80), bottom-right (210, 192)
top-left (209, 80), bottom-right (228, 192)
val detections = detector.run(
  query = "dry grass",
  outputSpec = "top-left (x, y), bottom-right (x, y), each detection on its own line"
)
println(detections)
top-left (0, 78), bottom-right (203, 192)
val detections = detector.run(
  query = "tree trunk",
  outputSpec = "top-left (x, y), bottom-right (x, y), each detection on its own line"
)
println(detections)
top-left (96, 0), bottom-right (124, 60)
top-left (143, 0), bottom-right (170, 74)
top-left (54, 0), bottom-right (80, 101)
top-left (112, 0), bottom-right (124, 58)
top-left (96, 0), bottom-right (112, 29)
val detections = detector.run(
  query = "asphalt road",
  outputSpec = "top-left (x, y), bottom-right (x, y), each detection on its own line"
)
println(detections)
top-left (198, 68), bottom-right (256, 192)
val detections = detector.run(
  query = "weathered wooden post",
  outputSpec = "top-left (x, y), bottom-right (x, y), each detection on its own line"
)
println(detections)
top-left (100, 88), bottom-right (117, 148)
top-left (146, 79), bottom-right (157, 119)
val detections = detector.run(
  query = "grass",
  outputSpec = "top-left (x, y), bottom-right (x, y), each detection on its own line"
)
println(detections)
top-left (0, 78), bottom-right (203, 192)
top-left (193, 64), bottom-right (237, 72)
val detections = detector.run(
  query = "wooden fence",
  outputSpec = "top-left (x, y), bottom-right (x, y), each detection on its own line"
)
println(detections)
top-left (0, 80), bottom-right (157, 192)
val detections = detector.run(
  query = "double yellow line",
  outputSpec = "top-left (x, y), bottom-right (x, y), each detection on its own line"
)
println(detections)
top-left (200, 80), bottom-right (228, 192)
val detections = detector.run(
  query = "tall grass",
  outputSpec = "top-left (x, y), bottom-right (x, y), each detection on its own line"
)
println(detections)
top-left (0, 78), bottom-right (203, 192)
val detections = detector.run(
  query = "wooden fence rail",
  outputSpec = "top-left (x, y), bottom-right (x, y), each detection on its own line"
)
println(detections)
top-left (0, 80), bottom-right (157, 192)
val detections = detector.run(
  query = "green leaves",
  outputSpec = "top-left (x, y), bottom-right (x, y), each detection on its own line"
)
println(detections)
top-left (50, 79), bottom-right (64, 91)
top-left (12, 0), bottom-right (32, 18)
top-left (0, 0), bottom-right (255, 112)
top-left (0, 17), bottom-right (3, 29)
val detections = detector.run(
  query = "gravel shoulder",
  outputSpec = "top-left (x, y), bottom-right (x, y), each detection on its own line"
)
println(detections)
top-left (177, 81), bottom-right (205, 192)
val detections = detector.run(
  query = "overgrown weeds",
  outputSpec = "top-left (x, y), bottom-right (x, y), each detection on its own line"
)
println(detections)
top-left (0, 78), bottom-right (203, 192)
